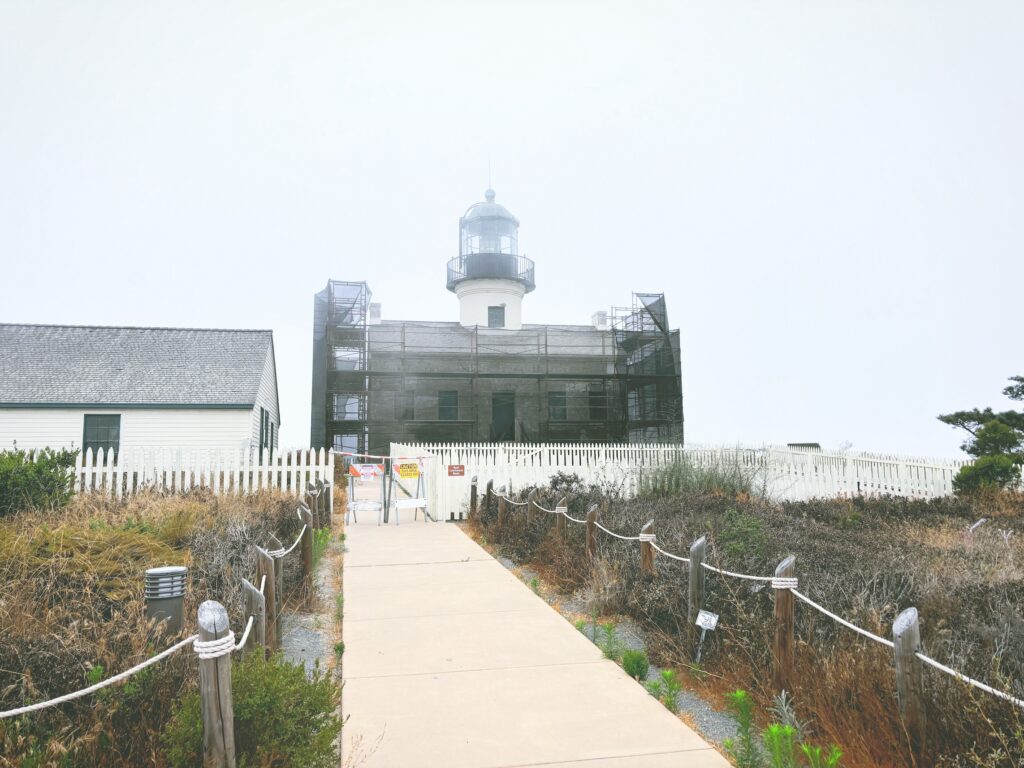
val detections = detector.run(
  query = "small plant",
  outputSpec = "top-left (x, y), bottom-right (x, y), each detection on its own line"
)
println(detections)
top-left (334, 641), bottom-right (345, 658)
top-left (334, 594), bottom-right (344, 626)
top-left (574, 619), bottom-right (587, 633)
top-left (645, 669), bottom-right (682, 713)
top-left (724, 690), bottom-right (844, 768)
top-left (312, 527), bottom-right (331, 566)
top-left (529, 576), bottom-right (539, 594)
top-left (800, 744), bottom-right (843, 768)
top-left (770, 690), bottom-right (809, 741)
top-left (763, 723), bottom-right (798, 768)
top-left (724, 690), bottom-right (764, 768)
top-left (597, 621), bottom-right (622, 661)
top-left (622, 649), bottom-right (649, 681)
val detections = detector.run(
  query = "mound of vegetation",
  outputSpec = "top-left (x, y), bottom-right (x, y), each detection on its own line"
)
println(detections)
top-left (0, 490), bottom-right (329, 767)
top-left (477, 475), bottom-right (1024, 768)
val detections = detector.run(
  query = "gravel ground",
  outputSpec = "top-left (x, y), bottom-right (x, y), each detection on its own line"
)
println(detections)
top-left (281, 539), bottom-right (341, 676)
top-left (498, 554), bottom-right (739, 746)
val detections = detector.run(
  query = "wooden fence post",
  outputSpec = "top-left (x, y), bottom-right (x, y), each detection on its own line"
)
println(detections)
top-left (299, 506), bottom-right (315, 600)
top-left (268, 535), bottom-right (285, 646)
top-left (485, 480), bottom-right (494, 517)
top-left (687, 535), bottom-right (706, 623)
top-left (497, 487), bottom-right (507, 530)
top-left (640, 519), bottom-right (655, 575)
top-left (255, 546), bottom-right (277, 651)
top-left (527, 488), bottom-right (537, 524)
top-left (469, 476), bottom-right (478, 520)
top-left (197, 600), bottom-right (236, 768)
top-left (586, 503), bottom-right (599, 560)
top-left (773, 555), bottom-right (796, 693)
top-left (555, 496), bottom-right (567, 540)
top-left (893, 607), bottom-right (927, 757)
top-left (303, 492), bottom-right (317, 529)
top-left (239, 577), bottom-right (266, 658)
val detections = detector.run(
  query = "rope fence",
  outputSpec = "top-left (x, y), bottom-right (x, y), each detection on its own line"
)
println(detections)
top-left (0, 477), bottom-right (335, 768)
top-left (482, 481), bottom-right (1024, 742)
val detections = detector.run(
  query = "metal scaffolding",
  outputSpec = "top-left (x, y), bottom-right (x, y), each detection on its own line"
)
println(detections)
top-left (312, 281), bottom-right (683, 454)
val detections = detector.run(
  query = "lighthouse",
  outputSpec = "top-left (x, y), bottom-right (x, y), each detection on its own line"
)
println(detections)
top-left (446, 189), bottom-right (536, 330)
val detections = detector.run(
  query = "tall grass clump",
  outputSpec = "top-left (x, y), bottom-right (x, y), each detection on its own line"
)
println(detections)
top-left (638, 454), bottom-right (763, 498)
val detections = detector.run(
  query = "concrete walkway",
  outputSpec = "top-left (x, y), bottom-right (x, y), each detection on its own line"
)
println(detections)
top-left (342, 513), bottom-right (730, 768)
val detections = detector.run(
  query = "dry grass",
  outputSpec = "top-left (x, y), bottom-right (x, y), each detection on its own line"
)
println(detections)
top-left (473, 484), bottom-right (1024, 767)
top-left (0, 490), bottom-right (303, 767)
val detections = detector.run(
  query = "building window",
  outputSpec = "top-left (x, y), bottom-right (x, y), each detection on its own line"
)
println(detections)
top-left (487, 305), bottom-right (505, 328)
top-left (589, 386), bottom-right (608, 421)
top-left (548, 391), bottom-right (567, 422)
top-left (83, 414), bottom-right (120, 460)
top-left (438, 390), bottom-right (458, 421)
top-left (332, 393), bottom-right (361, 421)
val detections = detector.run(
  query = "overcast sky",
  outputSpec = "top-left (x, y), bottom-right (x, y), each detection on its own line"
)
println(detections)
top-left (2, 1), bottom-right (1021, 457)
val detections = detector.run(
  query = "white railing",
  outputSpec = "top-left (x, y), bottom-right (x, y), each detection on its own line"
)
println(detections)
top-left (393, 442), bottom-right (970, 520)
top-left (71, 447), bottom-right (334, 498)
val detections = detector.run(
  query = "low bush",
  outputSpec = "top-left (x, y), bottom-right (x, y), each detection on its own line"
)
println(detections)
top-left (162, 653), bottom-right (341, 768)
top-left (0, 448), bottom-right (77, 517)
top-left (622, 649), bottom-right (650, 681)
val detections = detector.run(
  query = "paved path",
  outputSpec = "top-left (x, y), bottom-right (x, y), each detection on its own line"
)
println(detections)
top-left (342, 513), bottom-right (730, 768)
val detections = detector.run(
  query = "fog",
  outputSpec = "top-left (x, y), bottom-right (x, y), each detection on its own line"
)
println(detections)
top-left (2, 1), bottom-right (1021, 457)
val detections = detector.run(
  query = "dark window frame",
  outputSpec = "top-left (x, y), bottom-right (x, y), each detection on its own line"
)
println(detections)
top-left (438, 390), bottom-right (459, 421)
top-left (82, 414), bottom-right (121, 460)
top-left (588, 386), bottom-right (608, 421)
top-left (547, 391), bottom-right (568, 422)
top-left (487, 305), bottom-right (505, 328)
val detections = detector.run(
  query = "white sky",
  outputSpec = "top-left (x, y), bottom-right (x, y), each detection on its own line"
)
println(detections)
top-left (2, 1), bottom-right (1021, 457)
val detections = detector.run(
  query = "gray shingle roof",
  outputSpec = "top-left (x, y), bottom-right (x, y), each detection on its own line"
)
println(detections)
top-left (0, 324), bottom-right (273, 407)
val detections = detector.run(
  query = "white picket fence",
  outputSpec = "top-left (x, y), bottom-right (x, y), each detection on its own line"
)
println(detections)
top-left (391, 442), bottom-right (971, 520)
top-left (71, 447), bottom-right (334, 498)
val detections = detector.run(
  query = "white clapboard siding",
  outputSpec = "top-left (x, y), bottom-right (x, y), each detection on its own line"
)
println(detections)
top-left (392, 442), bottom-right (975, 520)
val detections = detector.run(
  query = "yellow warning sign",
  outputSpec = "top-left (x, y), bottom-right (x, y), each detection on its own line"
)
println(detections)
top-left (396, 462), bottom-right (420, 479)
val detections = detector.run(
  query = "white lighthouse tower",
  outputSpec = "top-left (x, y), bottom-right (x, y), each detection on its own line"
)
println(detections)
top-left (446, 189), bottom-right (535, 330)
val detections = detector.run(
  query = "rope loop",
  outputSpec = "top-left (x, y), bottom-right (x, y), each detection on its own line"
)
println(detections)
top-left (772, 576), bottom-right (798, 590)
top-left (194, 631), bottom-right (236, 660)
top-left (638, 532), bottom-right (656, 543)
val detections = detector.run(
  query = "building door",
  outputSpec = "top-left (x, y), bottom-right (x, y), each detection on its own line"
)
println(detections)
top-left (491, 392), bottom-right (516, 441)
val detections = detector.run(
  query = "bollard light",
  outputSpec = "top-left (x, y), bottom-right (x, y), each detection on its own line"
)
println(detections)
top-left (145, 565), bottom-right (187, 635)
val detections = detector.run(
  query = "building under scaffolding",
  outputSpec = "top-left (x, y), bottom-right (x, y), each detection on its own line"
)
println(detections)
top-left (311, 191), bottom-right (683, 455)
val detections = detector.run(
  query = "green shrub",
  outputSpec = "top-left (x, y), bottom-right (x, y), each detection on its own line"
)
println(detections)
top-left (0, 448), bottom-right (77, 516)
top-left (622, 649), bottom-right (650, 681)
top-left (645, 669), bottom-right (682, 713)
top-left (162, 653), bottom-right (341, 768)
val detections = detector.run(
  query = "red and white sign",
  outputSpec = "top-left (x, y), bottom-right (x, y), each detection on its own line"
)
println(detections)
top-left (447, 464), bottom-right (466, 477)
top-left (350, 463), bottom-right (385, 480)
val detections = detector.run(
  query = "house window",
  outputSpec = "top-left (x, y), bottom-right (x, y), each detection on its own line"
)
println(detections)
top-left (438, 390), bottom-right (458, 421)
top-left (589, 386), bottom-right (608, 421)
top-left (83, 414), bottom-right (120, 460)
top-left (548, 391), bottom-right (567, 422)
top-left (487, 305), bottom-right (505, 328)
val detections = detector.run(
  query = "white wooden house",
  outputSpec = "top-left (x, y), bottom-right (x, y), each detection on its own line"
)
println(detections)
top-left (0, 324), bottom-right (280, 456)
